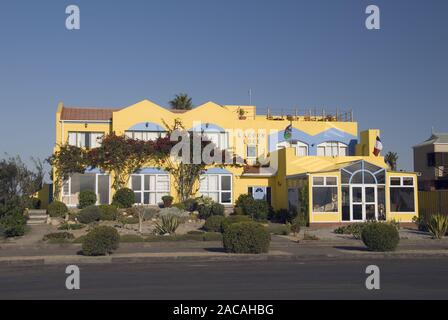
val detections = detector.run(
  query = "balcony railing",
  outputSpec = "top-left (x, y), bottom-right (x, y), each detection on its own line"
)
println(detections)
top-left (265, 108), bottom-right (354, 122)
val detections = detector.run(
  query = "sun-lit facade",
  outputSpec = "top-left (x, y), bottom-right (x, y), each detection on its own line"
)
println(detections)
top-left (54, 99), bottom-right (418, 225)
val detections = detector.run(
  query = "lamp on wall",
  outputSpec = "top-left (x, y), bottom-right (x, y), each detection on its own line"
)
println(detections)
top-left (145, 122), bottom-right (149, 128)
top-left (84, 123), bottom-right (88, 128)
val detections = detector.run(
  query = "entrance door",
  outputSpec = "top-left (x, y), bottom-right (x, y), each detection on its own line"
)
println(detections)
top-left (350, 185), bottom-right (377, 221)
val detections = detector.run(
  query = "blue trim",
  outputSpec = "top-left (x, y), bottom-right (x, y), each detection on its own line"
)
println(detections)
top-left (127, 122), bottom-right (165, 132)
top-left (85, 167), bottom-right (104, 174)
top-left (190, 123), bottom-right (226, 133)
top-left (268, 127), bottom-right (357, 155)
top-left (134, 167), bottom-right (167, 174)
top-left (203, 168), bottom-right (232, 174)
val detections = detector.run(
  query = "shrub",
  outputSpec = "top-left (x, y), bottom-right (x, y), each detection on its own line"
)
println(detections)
top-left (162, 195), bottom-right (174, 207)
top-left (203, 215), bottom-right (226, 232)
top-left (47, 200), bottom-right (68, 218)
top-left (30, 197), bottom-right (41, 209)
top-left (172, 202), bottom-right (186, 210)
top-left (78, 190), bottom-right (97, 209)
top-left (0, 213), bottom-right (26, 237)
top-left (154, 215), bottom-right (180, 235)
top-left (81, 226), bottom-right (120, 256)
top-left (211, 202), bottom-right (225, 216)
top-left (198, 202), bottom-right (225, 220)
top-left (234, 194), bottom-right (268, 221)
top-left (120, 234), bottom-right (146, 242)
top-left (112, 188), bottom-right (135, 208)
top-left (223, 222), bottom-right (270, 254)
top-left (427, 214), bottom-right (448, 239)
top-left (221, 215), bottom-right (252, 232)
top-left (183, 198), bottom-right (198, 212)
top-left (361, 222), bottom-right (399, 252)
top-left (412, 215), bottom-right (428, 232)
top-left (43, 232), bottom-right (75, 242)
top-left (270, 209), bottom-right (296, 223)
top-left (98, 204), bottom-right (118, 221)
top-left (159, 207), bottom-right (189, 221)
top-left (267, 223), bottom-right (291, 235)
top-left (77, 205), bottom-right (101, 224)
top-left (334, 223), bottom-right (365, 239)
top-left (290, 217), bottom-right (301, 236)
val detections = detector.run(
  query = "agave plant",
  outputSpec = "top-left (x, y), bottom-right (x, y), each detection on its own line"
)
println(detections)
top-left (154, 215), bottom-right (180, 235)
top-left (427, 214), bottom-right (448, 239)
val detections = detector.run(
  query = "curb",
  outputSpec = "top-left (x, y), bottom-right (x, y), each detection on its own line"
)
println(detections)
top-left (0, 249), bottom-right (447, 267)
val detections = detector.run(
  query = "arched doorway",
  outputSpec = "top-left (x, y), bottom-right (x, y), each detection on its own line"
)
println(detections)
top-left (341, 161), bottom-right (386, 222)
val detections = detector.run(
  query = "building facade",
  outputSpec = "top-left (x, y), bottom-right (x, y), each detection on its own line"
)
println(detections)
top-left (54, 99), bottom-right (419, 225)
top-left (414, 132), bottom-right (448, 191)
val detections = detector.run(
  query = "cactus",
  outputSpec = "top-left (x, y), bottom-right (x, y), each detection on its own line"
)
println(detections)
top-left (154, 215), bottom-right (180, 235)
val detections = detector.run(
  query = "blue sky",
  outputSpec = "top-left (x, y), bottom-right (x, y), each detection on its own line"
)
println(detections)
top-left (0, 0), bottom-right (447, 171)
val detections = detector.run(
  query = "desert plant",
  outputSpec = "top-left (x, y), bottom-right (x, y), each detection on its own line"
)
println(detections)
top-left (58, 223), bottom-right (85, 230)
top-left (183, 198), bottom-right (198, 212)
top-left (77, 205), bottom-right (101, 224)
top-left (112, 188), bottom-right (135, 208)
top-left (198, 201), bottom-right (225, 219)
top-left (154, 215), bottom-right (180, 235)
top-left (162, 195), bottom-right (174, 208)
top-left (427, 215), bottom-right (448, 239)
top-left (222, 221), bottom-right (270, 254)
top-left (47, 200), bottom-right (68, 218)
top-left (361, 222), bottom-right (399, 251)
top-left (130, 205), bottom-right (146, 234)
top-left (78, 190), bottom-right (97, 209)
top-left (334, 223), bottom-right (365, 239)
top-left (290, 217), bottom-right (301, 236)
top-left (98, 204), bottom-right (118, 221)
top-left (81, 226), bottom-right (120, 256)
top-left (203, 215), bottom-right (226, 232)
top-left (412, 215), bottom-right (428, 232)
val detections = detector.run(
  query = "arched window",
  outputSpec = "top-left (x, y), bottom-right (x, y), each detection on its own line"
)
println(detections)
top-left (317, 141), bottom-right (348, 156)
top-left (276, 140), bottom-right (309, 156)
top-left (125, 122), bottom-right (167, 141)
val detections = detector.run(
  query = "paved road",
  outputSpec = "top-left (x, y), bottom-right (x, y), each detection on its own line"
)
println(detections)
top-left (0, 258), bottom-right (447, 299)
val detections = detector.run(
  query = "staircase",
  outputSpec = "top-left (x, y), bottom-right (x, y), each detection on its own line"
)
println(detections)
top-left (27, 209), bottom-right (48, 225)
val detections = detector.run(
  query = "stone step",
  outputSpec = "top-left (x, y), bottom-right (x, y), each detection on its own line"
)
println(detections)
top-left (28, 215), bottom-right (48, 219)
top-left (27, 219), bottom-right (47, 225)
top-left (28, 209), bottom-right (47, 216)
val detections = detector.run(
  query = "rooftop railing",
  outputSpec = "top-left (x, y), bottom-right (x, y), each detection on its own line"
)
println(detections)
top-left (264, 108), bottom-right (354, 122)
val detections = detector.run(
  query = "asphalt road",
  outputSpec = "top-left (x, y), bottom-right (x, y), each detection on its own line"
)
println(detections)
top-left (0, 257), bottom-right (447, 300)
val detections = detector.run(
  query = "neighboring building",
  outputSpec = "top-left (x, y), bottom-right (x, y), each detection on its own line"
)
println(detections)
top-left (414, 132), bottom-right (448, 191)
top-left (54, 99), bottom-right (419, 225)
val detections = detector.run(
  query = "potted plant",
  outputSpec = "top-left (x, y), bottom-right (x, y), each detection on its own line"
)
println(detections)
top-left (162, 195), bottom-right (174, 208)
top-left (238, 108), bottom-right (247, 120)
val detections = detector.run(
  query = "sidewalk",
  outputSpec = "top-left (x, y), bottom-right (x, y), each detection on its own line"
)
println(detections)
top-left (1, 235), bottom-right (448, 266)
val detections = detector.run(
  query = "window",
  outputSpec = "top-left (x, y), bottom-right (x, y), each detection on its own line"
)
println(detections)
top-left (390, 177), bottom-right (415, 212)
top-left (68, 132), bottom-right (104, 148)
top-left (199, 174), bottom-right (232, 204)
top-left (130, 174), bottom-right (170, 205)
top-left (276, 141), bottom-right (308, 156)
top-left (125, 131), bottom-right (167, 141)
top-left (248, 186), bottom-right (271, 204)
top-left (316, 141), bottom-right (348, 157)
top-left (61, 173), bottom-right (110, 207)
top-left (312, 176), bottom-right (338, 213)
top-left (247, 145), bottom-right (257, 158)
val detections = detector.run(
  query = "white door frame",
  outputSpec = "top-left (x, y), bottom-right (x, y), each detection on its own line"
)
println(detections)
top-left (350, 184), bottom-right (377, 221)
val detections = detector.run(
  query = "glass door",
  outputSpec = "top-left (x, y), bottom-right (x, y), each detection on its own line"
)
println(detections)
top-left (350, 185), bottom-right (377, 221)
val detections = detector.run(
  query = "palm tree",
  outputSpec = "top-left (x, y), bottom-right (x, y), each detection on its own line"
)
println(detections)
top-left (169, 93), bottom-right (193, 110)
top-left (384, 151), bottom-right (398, 171)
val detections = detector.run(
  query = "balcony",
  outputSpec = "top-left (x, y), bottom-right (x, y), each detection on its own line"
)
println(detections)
top-left (264, 108), bottom-right (354, 122)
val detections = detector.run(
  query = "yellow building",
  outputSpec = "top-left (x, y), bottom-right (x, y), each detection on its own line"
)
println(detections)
top-left (53, 99), bottom-right (418, 225)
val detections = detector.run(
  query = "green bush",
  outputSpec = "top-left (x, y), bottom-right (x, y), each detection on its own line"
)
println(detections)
top-left (221, 215), bottom-right (252, 232)
top-left (0, 213), bottom-right (26, 237)
top-left (361, 222), bottom-right (400, 252)
top-left (98, 205), bottom-right (118, 221)
top-left (78, 190), bottom-right (97, 209)
top-left (412, 215), bottom-right (428, 232)
top-left (77, 205), bottom-right (101, 224)
top-left (183, 198), bottom-right (198, 212)
top-left (154, 215), bottom-right (180, 235)
top-left (427, 214), bottom-right (448, 239)
top-left (112, 188), bottom-right (135, 208)
top-left (334, 223), bottom-right (365, 239)
top-left (203, 215), bottom-right (226, 232)
top-left (43, 232), bottom-right (74, 242)
top-left (81, 226), bottom-right (120, 256)
top-left (267, 223), bottom-right (291, 235)
top-left (234, 194), bottom-right (268, 221)
top-left (223, 222), bottom-right (270, 254)
top-left (47, 200), bottom-right (68, 218)
top-left (0, 224), bottom-right (5, 239)
top-left (270, 209), bottom-right (295, 223)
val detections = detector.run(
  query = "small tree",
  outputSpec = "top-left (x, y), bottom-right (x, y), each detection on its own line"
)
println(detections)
top-left (384, 151), bottom-right (398, 171)
top-left (47, 144), bottom-right (86, 199)
top-left (169, 93), bottom-right (193, 110)
top-left (132, 205), bottom-right (146, 234)
top-left (88, 133), bottom-right (155, 190)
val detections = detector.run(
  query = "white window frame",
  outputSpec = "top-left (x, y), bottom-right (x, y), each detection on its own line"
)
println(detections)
top-left (130, 173), bottom-right (170, 205)
top-left (67, 131), bottom-right (104, 148)
top-left (295, 141), bottom-right (309, 156)
top-left (316, 141), bottom-right (348, 157)
top-left (62, 173), bottom-right (111, 207)
top-left (389, 176), bottom-right (416, 213)
top-left (311, 176), bottom-right (339, 213)
top-left (124, 131), bottom-right (168, 141)
top-left (199, 174), bottom-right (232, 204)
top-left (246, 145), bottom-right (257, 159)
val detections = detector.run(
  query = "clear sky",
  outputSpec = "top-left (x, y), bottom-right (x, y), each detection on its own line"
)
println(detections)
top-left (0, 0), bottom-right (447, 171)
